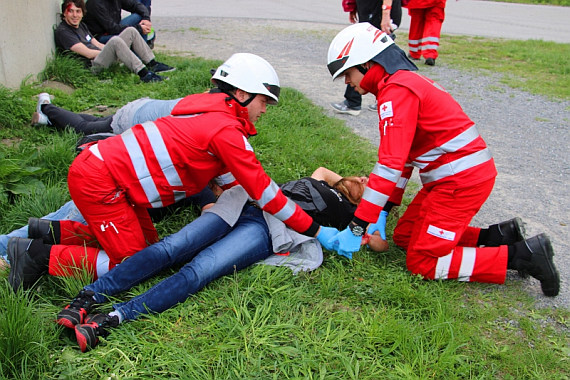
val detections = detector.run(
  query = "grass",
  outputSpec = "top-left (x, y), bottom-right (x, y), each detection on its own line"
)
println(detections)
top-left (0, 43), bottom-right (569, 379)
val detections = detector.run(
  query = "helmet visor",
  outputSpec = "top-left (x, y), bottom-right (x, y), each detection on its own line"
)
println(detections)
top-left (264, 83), bottom-right (280, 104)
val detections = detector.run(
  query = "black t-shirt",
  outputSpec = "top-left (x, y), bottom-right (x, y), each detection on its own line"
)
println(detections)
top-left (280, 177), bottom-right (356, 230)
top-left (54, 21), bottom-right (100, 52)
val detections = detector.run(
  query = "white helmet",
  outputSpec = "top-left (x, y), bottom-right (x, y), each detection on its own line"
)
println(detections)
top-left (212, 53), bottom-right (280, 104)
top-left (327, 22), bottom-right (394, 80)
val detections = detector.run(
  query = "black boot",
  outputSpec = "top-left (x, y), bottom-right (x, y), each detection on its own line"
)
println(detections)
top-left (479, 217), bottom-right (525, 247)
top-left (508, 233), bottom-right (560, 297)
top-left (28, 217), bottom-right (60, 245)
top-left (7, 237), bottom-right (51, 291)
top-left (75, 313), bottom-right (119, 352)
top-left (57, 289), bottom-right (97, 329)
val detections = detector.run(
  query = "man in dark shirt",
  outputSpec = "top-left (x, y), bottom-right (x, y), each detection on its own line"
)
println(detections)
top-left (84, 0), bottom-right (155, 45)
top-left (55, 0), bottom-right (172, 82)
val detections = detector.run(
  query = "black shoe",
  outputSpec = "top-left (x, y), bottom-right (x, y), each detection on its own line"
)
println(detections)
top-left (57, 290), bottom-right (97, 329)
top-left (425, 58), bottom-right (436, 66)
top-left (7, 237), bottom-right (49, 291)
top-left (486, 217), bottom-right (526, 247)
top-left (148, 61), bottom-right (175, 73)
top-left (75, 313), bottom-right (119, 352)
top-left (28, 217), bottom-right (59, 244)
top-left (512, 234), bottom-right (559, 297)
top-left (140, 71), bottom-right (166, 83)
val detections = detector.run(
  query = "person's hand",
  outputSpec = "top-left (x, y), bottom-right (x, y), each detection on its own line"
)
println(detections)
top-left (316, 226), bottom-right (339, 251)
top-left (327, 226), bottom-right (362, 259)
top-left (367, 210), bottom-right (388, 240)
top-left (380, 18), bottom-right (393, 35)
top-left (349, 11), bottom-right (358, 24)
top-left (139, 20), bottom-right (152, 34)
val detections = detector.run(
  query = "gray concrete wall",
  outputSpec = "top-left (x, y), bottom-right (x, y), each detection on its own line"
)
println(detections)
top-left (0, 0), bottom-right (61, 89)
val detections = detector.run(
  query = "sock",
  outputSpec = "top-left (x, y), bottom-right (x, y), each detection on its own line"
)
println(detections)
top-left (147, 59), bottom-right (156, 67)
top-left (507, 241), bottom-right (532, 269)
top-left (138, 68), bottom-right (149, 78)
top-left (50, 221), bottom-right (61, 244)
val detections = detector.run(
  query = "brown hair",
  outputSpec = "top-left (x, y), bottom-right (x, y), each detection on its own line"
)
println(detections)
top-left (61, 0), bottom-right (86, 21)
top-left (333, 176), bottom-right (366, 205)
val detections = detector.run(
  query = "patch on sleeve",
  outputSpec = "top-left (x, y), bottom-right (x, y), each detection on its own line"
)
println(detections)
top-left (243, 136), bottom-right (254, 152)
top-left (379, 101), bottom-right (393, 120)
top-left (427, 224), bottom-right (456, 241)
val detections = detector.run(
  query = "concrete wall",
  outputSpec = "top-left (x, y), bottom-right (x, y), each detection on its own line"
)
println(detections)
top-left (0, 0), bottom-right (61, 89)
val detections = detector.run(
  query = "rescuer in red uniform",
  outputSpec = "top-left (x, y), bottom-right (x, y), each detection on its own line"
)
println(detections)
top-left (323, 23), bottom-right (559, 296)
top-left (7, 53), bottom-right (339, 287)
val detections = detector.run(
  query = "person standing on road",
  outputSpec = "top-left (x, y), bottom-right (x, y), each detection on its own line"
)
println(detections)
top-left (404, 0), bottom-right (446, 66)
top-left (323, 23), bottom-right (560, 297)
top-left (330, 0), bottom-right (403, 116)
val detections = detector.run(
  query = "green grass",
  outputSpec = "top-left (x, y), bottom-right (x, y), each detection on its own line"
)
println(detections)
top-left (438, 37), bottom-right (570, 100)
top-left (0, 49), bottom-right (569, 378)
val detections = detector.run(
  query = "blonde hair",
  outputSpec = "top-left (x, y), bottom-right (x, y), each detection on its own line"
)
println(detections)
top-left (333, 176), bottom-right (366, 205)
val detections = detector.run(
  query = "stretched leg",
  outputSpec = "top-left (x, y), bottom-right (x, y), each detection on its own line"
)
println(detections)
top-left (85, 212), bottom-right (233, 303)
top-left (111, 205), bottom-right (272, 321)
top-left (41, 104), bottom-right (113, 134)
top-left (407, 8), bottom-right (426, 59)
top-left (420, 6), bottom-right (445, 60)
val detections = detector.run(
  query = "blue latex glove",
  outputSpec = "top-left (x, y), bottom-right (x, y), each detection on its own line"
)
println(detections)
top-left (327, 226), bottom-right (362, 259)
top-left (316, 226), bottom-right (339, 251)
top-left (367, 210), bottom-right (388, 240)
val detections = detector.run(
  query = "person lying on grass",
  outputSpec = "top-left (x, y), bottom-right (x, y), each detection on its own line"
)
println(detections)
top-left (41, 166), bottom-right (387, 352)
top-left (31, 92), bottom-right (183, 135)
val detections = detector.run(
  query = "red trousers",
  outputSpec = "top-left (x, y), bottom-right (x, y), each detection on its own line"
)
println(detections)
top-left (48, 149), bottom-right (158, 280)
top-left (407, 6), bottom-right (445, 59)
top-left (393, 178), bottom-right (508, 284)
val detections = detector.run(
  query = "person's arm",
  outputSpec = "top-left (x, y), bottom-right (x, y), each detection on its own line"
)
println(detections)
top-left (367, 232), bottom-right (389, 252)
top-left (69, 42), bottom-right (100, 60)
top-left (381, 0), bottom-right (394, 34)
top-left (310, 167), bottom-right (342, 186)
top-left (91, 38), bottom-right (106, 51)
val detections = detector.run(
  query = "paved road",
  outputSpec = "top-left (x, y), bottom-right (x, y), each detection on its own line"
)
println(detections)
top-left (153, 0), bottom-right (570, 43)
top-left (151, 0), bottom-right (569, 308)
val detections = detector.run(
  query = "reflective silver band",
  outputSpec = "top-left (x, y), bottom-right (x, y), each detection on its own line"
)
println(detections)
top-left (215, 172), bottom-right (236, 186)
top-left (272, 198), bottom-right (297, 222)
top-left (414, 126), bottom-right (480, 164)
top-left (396, 176), bottom-right (408, 189)
top-left (122, 127), bottom-right (162, 207)
top-left (143, 122), bottom-right (183, 187)
top-left (257, 180), bottom-right (280, 208)
top-left (372, 163), bottom-right (401, 183)
top-left (420, 148), bottom-right (492, 184)
top-left (361, 187), bottom-right (389, 207)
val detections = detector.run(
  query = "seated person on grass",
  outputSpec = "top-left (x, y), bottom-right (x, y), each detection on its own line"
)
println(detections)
top-left (54, 0), bottom-right (173, 83)
top-left (84, 0), bottom-right (155, 46)
top-left (40, 167), bottom-right (387, 352)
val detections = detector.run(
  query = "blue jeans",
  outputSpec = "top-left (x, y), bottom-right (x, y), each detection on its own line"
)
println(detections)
top-left (85, 205), bottom-right (272, 321)
top-left (98, 15), bottom-right (144, 44)
top-left (0, 201), bottom-right (85, 263)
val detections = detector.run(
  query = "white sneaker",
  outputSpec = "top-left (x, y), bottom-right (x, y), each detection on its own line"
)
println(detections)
top-left (330, 100), bottom-right (361, 116)
top-left (367, 102), bottom-right (378, 112)
top-left (33, 93), bottom-right (51, 125)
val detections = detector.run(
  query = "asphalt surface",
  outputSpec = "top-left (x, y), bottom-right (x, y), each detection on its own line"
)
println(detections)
top-left (151, 0), bottom-right (569, 308)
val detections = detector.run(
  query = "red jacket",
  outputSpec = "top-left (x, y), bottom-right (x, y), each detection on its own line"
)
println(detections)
top-left (356, 64), bottom-right (497, 223)
top-left (96, 92), bottom-right (318, 235)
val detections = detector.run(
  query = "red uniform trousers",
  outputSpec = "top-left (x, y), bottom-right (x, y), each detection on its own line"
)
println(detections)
top-left (393, 178), bottom-right (508, 284)
top-left (407, 6), bottom-right (445, 60)
top-left (48, 149), bottom-right (158, 280)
